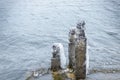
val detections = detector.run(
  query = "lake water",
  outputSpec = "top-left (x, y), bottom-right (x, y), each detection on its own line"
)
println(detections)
top-left (0, 0), bottom-right (120, 80)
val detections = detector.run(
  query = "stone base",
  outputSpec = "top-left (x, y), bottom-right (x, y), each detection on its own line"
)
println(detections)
top-left (51, 58), bottom-right (61, 71)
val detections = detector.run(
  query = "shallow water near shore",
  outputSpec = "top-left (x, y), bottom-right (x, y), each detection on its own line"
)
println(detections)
top-left (0, 0), bottom-right (120, 80)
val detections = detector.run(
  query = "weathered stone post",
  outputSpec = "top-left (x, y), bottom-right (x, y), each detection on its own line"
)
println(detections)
top-left (51, 44), bottom-right (61, 71)
top-left (68, 28), bottom-right (76, 69)
top-left (75, 21), bottom-right (87, 79)
top-left (75, 37), bottom-right (87, 79)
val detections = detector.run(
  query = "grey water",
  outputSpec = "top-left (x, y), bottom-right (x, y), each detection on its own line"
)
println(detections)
top-left (0, 0), bottom-right (120, 80)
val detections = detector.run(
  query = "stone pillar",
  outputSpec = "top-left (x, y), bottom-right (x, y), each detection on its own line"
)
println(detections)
top-left (75, 21), bottom-right (87, 79)
top-left (75, 37), bottom-right (87, 79)
top-left (51, 44), bottom-right (61, 71)
top-left (68, 28), bottom-right (76, 69)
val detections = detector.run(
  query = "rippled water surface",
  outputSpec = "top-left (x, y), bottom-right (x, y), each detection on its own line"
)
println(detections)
top-left (0, 0), bottom-right (120, 80)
